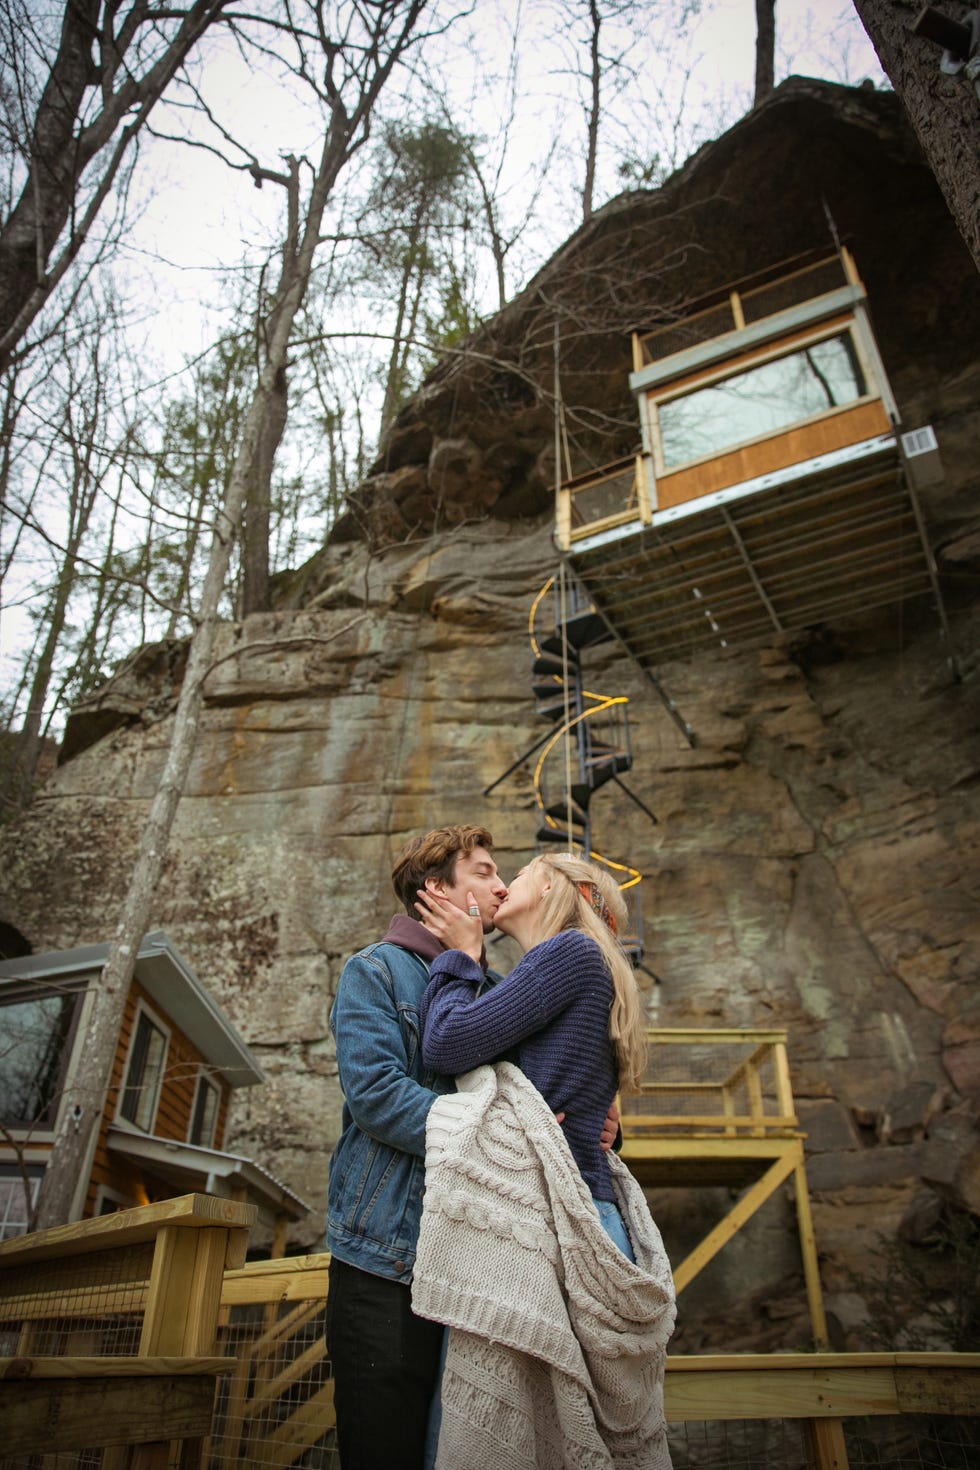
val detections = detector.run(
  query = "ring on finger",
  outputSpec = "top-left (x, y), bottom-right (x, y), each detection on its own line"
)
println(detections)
top-left (468, 905), bottom-right (480, 916)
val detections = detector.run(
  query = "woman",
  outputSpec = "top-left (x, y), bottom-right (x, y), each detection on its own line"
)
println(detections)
top-left (417, 850), bottom-right (644, 1257)
top-left (413, 852), bottom-right (675, 1470)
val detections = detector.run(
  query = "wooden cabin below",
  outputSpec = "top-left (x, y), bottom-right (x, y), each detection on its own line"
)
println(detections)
top-left (0, 931), bottom-right (309, 1247)
top-left (556, 249), bottom-right (950, 668)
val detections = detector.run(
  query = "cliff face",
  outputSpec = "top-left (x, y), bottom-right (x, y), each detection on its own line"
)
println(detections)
top-left (2, 78), bottom-right (978, 1352)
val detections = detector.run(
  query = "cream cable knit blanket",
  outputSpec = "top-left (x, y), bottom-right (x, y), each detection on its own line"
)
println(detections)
top-left (412, 1062), bottom-right (676, 1470)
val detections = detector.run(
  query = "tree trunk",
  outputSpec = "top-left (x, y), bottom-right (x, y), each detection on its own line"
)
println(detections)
top-left (14, 408), bottom-right (102, 800)
top-left (0, 0), bottom-right (228, 372)
top-left (34, 0), bottom-right (430, 1230)
top-left (380, 220), bottom-right (424, 433)
top-left (582, 0), bottom-right (601, 223)
top-left (852, 0), bottom-right (980, 273)
top-left (240, 361), bottom-right (286, 616)
top-left (33, 346), bottom-right (296, 1228)
top-left (754, 0), bottom-right (776, 106)
top-left (241, 155), bottom-right (299, 618)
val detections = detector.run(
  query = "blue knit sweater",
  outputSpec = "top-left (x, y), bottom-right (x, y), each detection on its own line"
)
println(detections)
top-left (420, 929), bottom-right (618, 1202)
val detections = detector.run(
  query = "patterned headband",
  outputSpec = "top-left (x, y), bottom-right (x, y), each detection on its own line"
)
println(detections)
top-left (577, 880), bottom-right (618, 935)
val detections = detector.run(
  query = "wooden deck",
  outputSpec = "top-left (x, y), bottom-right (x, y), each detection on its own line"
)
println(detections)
top-left (1, 1206), bottom-right (979, 1469)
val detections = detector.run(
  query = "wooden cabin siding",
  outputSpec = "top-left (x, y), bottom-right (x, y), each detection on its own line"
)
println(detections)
top-left (83, 979), bottom-right (231, 1219)
top-left (653, 399), bottom-right (892, 511)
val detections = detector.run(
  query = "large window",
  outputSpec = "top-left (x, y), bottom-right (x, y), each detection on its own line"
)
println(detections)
top-left (119, 1009), bottom-right (168, 1132)
top-left (189, 1072), bottom-right (220, 1148)
top-left (0, 990), bottom-right (79, 1126)
top-left (657, 332), bottom-right (868, 470)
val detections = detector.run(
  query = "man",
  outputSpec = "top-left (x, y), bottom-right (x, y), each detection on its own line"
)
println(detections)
top-left (326, 824), bottom-right (619, 1469)
top-left (325, 824), bottom-right (508, 1470)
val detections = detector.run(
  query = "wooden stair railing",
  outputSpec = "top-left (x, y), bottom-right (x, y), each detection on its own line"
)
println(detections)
top-left (0, 1192), bottom-right (253, 1466)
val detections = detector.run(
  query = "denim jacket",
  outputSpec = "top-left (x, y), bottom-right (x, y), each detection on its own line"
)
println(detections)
top-left (327, 933), bottom-right (457, 1282)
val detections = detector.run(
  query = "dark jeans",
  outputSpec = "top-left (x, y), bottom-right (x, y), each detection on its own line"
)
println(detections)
top-left (326, 1254), bottom-right (444, 1470)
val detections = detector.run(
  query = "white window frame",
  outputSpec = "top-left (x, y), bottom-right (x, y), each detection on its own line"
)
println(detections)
top-left (188, 1071), bottom-right (221, 1149)
top-left (0, 982), bottom-right (85, 1133)
top-left (0, 1165), bottom-right (42, 1241)
top-left (648, 319), bottom-right (876, 477)
top-left (94, 1183), bottom-right (137, 1216)
top-left (116, 1002), bottom-right (170, 1134)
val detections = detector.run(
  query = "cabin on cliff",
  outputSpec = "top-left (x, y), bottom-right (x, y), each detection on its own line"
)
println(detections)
top-left (555, 246), bottom-right (951, 669)
top-left (0, 931), bottom-right (309, 1248)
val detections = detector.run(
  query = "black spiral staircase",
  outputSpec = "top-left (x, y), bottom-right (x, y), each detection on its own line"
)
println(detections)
top-left (528, 573), bottom-right (656, 963)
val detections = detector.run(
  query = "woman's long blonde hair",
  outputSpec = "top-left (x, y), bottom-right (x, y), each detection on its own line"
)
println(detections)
top-left (525, 852), bottom-right (646, 1091)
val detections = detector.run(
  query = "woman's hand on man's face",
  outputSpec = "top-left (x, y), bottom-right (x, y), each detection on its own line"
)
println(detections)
top-left (416, 888), bottom-right (484, 963)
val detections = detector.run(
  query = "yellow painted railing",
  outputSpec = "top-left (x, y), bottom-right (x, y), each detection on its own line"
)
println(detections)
top-left (621, 1028), bottom-right (799, 1139)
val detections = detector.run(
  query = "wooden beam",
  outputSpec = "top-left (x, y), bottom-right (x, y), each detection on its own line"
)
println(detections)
top-left (0, 1356), bottom-right (232, 1378)
top-left (896, 1366), bottom-right (980, 1414)
top-left (244, 1339), bottom-right (327, 1419)
top-left (662, 1353), bottom-right (980, 1423)
top-left (621, 1112), bottom-right (798, 1130)
top-left (793, 1159), bottom-right (828, 1348)
top-left (0, 1193), bottom-right (255, 1267)
top-left (672, 1149), bottom-right (799, 1292)
top-left (248, 1300), bottom-right (325, 1361)
top-left (720, 1040), bottom-right (779, 1088)
top-left (1, 1373), bottom-right (218, 1455)
top-left (0, 1281), bottom-right (149, 1325)
top-left (220, 1253), bottom-right (330, 1307)
top-left (644, 1028), bottom-right (788, 1044)
top-left (665, 1363), bottom-right (897, 1420)
top-left (666, 1351), bottom-right (980, 1372)
top-left (635, 454), bottom-right (653, 526)
top-left (622, 1135), bottom-right (800, 1160)
top-left (803, 1417), bottom-right (850, 1469)
top-left (773, 1042), bottom-right (795, 1120)
top-left (271, 1213), bottom-right (289, 1260)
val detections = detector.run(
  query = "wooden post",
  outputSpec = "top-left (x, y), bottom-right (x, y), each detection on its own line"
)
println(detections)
top-left (793, 1156), bottom-right (829, 1349)
top-left (840, 245), bottom-right (860, 288)
top-left (721, 1085), bottom-right (736, 1137)
top-left (556, 485), bottom-right (572, 551)
top-left (747, 1059), bottom-right (764, 1138)
top-left (271, 1213), bottom-right (289, 1260)
top-left (141, 1225), bottom-right (230, 1356)
top-left (803, 1416), bottom-right (850, 1469)
top-left (672, 1150), bottom-right (798, 1292)
top-left (634, 454), bottom-right (653, 527)
top-left (773, 1042), bottom-right (796, 1123)
top-left (136, 1205), bottom-right (250, 1468)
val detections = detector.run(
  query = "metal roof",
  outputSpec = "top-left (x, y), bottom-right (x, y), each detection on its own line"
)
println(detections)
top-left (0, 930), bottom-right (264, 1088)
top-left (106, 1126), bottom-right (312, 1223)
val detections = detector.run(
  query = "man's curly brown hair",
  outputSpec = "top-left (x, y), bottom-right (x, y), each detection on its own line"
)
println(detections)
top-left (391, 825), bottom-right (495, 915)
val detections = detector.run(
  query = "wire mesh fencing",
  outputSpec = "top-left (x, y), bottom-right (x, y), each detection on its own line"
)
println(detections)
top-left (0, 1196), bottom-right (251, 1470)
top-left (0, 1238), bottom-right (150, 1360)
top-left (206, 1255), bottom-right (338, 1470)
top-left (666, 1414), bottom-right (980, 1469)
